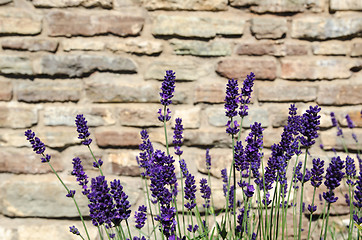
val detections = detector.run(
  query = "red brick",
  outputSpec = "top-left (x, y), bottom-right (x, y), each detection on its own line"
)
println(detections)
top-left (216, 58), bottom-right (276, 80)
top-left (236, 43), bottom-right (308, 56)
top-left (95, 129), bottom-right (141, 147)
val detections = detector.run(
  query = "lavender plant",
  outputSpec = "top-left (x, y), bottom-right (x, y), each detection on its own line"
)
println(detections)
top-left (24, 70), bottom-right (361, 240)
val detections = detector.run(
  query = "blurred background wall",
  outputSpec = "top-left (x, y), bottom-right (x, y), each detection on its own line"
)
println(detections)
top-left (0, 0), bottom-right (361, 239)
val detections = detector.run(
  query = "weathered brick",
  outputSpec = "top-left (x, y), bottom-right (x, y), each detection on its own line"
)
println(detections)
top-left (46, 10), bottom-right (144, 37)
top-left (330, 0), bottom-right (362, 11)
top-left (258, 84), bottom-right (317, 102)
top-left (145, 59), bottom-right (208, 81)
top-left (216, 58), bottom-right (277, 80)
top-left (351, 42), bottom-right (362, 57)
top-left (173, 107), bottom-right (201, 129)
top-left (0, 148), bottom-right (62, 174)
top-left (32, 0), bottom-right (112, 8)
top-left (95, 129), bottom-right (141, 147)
top-left (118, 105), bottom-right (160, 127)
top-left (2, 38), bottom-right (58, 52)
top-left (170, 39), bottom-right (231, 56)
top-left (62, 39), bottom-right (105, 51)
top-left (281, 59), bottom-right (353, 80)
top-left (43, 106), bottom-right (115, 126)
top-left (318, 83), bottom-right (362, 105)
top-left (141, 0), bottom-right (227, 10)
top-left (235, 43), bottom-right (308, 56)
top-left (0, 55), bottom-right (33, 75)
top-left (183, 129), bottom-right (231, 148)
top-left (17, 80), bottom-right (82, 103)
top-left (107, 39), bottom-right (163, 55)
top-left (321, 128), bottom-right (361, 151)
top-left (34, 55), bottom-right (137, 77)
top-left (291, 16), bottom-right (362, 40)
top-left (251, 18), bottom-right (287, 39)
top-left (152, 14), bottom-right (245, 38)
top-left (0, 8), bottom-right (42, 35)
top-left (0, 105), bottom-right (37, 129)
top-left (194, 82), bottom-right (225, 103)
top-left (108, 150), bottom-right (140, 176)
top-left (312, 42), bottom-right (349, 56)
top-left (0, 80), bottom-right (12, 101)
top-left (250, 0), bottom-right (324, 13)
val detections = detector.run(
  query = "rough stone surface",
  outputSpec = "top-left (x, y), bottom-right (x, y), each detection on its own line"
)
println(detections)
top-left (36, 128), bottom-right (80, 148)
top-left (62, 38), bottom-right (105, 51)
top-left (43, 106), bottom-right (116, 126)
top-left (34, 55), bottom-right (137, 77)
top-left (236, 43), bottom-right (309, 56)
top-left (330, 0), bottom-right (362, 11)
top-left (251, 18), bottom-right (287, 39)
top-left (216, 58), bottom-right (277, 80)
top-left (95, 129), bottom-right (141, 147)
top-left (317, 83), bottom-right (362, 105)
top-left (107, 38), bottom-right (163, 55)
top-left (46, 10), bottom-right (144, 37)
top-left (351, 42), bottom-right (362, 57)
top-left (312, 42), bottom-right (349, 55)
top-left (183, 129), bottom-right (231, 148)
top-left (17, 80), bottom-right (82, 103)
top-left (291, 16), bottom-right (362, 40)
top-left (258, 84), bottom-right (317, 102)
top-left (281, 59), bottom-right (353, 80)
top-left (118, 105), bottom-right (160, 127)
top-left (141, 0), bottom-right (227, 10)
top-left (0, 55), bottom-right (33, 75)
top-left (152, 14), bottom-right (245, 38)
top-left (229, 0), bottom-right (259, 7)
top-left (194, 82), bottom-right (225, 103)
top-left (0, 148), bottom-right (62, 174)
top-left (145, 59), bottom-right (208, 81)
top-left (32, 0), bottom-right (112, 8)
top-left (0, 0), bottom-right (11, 5)
top-left (250, 0), bottom-right (324, 13)
top-left (170, 39), bottom-right (231, 56)
top-left (173, 107), bottom-right (201, 129)
top-left (0, 80), bottom-right (12, 101)
top-left (321, 129), bottom-right (361, 151)
top-left (1, 38), bottom-right (58, 52)
top-left (108, 150), bottom-right (140, 176)
top-left (0, 105), bottom-right (37, 129)
top-left (0, 8), bottom-right (42, 35)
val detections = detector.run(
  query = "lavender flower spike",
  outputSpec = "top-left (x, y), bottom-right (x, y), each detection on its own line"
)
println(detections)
top-left (160, 70), bottom-right (176, 106)
top-left (134, 205), bottom-right (147, 229)
top-left (75, 114), bottom-right (92, 145)
top-left (224, 78), bottom-right (239, 118)
top-left (239, 72), bottom-right (255, 117)
top-left (200, 178), bottom-right (211, 208)
top-left (71, 157), bottom-right (89, 196)
top-left (24, 130), bottom-right (51, 163)
top-left (205, 148), bottom-right (211, 170)
top-left (345, 114), bottom-right (355, 129)
top-left (323, 156), bottom-right (345, 203)
top-left (69, 226), bottom-right (80, 235)
top-left (300, 105), bottom-right (321, 148)
top-left (173, 117), bottom-right (184, 156)
top-left (184, 173), bottom-right (197, 210)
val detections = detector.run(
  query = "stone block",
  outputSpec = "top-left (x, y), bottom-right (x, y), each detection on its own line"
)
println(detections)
top-left (62, 38), bottom-right (105, 51)
top-left (173, 107), bottom-right (201, 129)
top-left (0, 148), bottom-right (62, 174)
top-left (0, 55), bottom-right (33, 75)
top-left (330, 0), bottom-right (362, 11)
top-left (183, 129), bottom-right (231, 148)
top-left (43, 106), bottom-right (116, 126)
top-left (108, 150), bottom-right (140, 176)
top-left (141, 0), bottom-right (227, 10)
top-left (0, 8), bottom-right (42, 35)
top-left (281, 59), bottom-right (353, 80)
top-left (17, 80), bottom-right (82, 103)
top-left (152, 14), bottom-right (245, 38)
top-left (351, 42), bottom-right (362, 57)
top-left (35, 128), bottom-right (80, 148)
top-left (170, 39), bottom-right (231, 56)
top-left (291, 16), bottom-right (362, 40)
top-left (250, 0), bottom-right (324, 13)
top-left (118, 105), bottom-right (161, 127)
top-left (229, 0), bottom-right (260, 7)
top-left (95, 129), bottom-right (141, 147)
top-left (2, 38), bottom-right (58, 52)
top-left (320, 128), bottom-right (361, 151)
top-left (46, 10), bottom-right (144, 37)
top-left (216, 58), bottom-right (277, 80)
top-left (34, 55), bottom-right (137, 77)
top-left (312, 42), bottom-right (349, 55)
top-left (0, 80), bottom-right (12, 101)
top-left (342, 109), bottom-right (362, 128)
top-left (145, 59), bottom-right (208, 81)
top-left (0, 0), bottom-right (11, 4)
top-left (0, 105), bottom-right (37, 129)
top-left (235, 43), bottom-right (308, 56)
top-left (107, 38), bottom-right (163, 55)
top-left (251, 18), bottom-right (287, 39)
top-left (194, 82), bottom-right (225, 103)
top-left (317, 83), bottom-right (362, 105)
top-left (258, 84), bottom-right (317, 102)
top-left (32, 0), bottom-right (112, 8)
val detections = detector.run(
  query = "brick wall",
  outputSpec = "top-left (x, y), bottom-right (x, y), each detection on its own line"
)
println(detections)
top-left (0, 0), bottom-right (361, 239)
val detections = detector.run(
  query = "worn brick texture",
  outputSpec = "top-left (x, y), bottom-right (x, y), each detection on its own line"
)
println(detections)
top-left (0, 0), bottom-right (361, 239)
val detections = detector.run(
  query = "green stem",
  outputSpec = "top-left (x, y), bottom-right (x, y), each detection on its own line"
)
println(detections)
top-left (323, 203), bottom-right (332, 240)
top-left (163, 105), bottom-right (170, 156)
top-left (307, 187), bottom-right (317, 240)
top-left (87, 145), bottom-right (104, 176)
top-left (297, 147), bottom-right (309, 240)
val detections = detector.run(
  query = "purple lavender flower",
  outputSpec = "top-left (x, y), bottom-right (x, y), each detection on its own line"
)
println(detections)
top-left (236, 207), bottom-right (249, 235)
top-left (200, 178), bottom-right (211, 208)
top-left (243, 183), bottom-right (255, 198)
top-left (72, 157), bottom-right (89, 195)
top-left (345, 156), bottom-right (356, 185)
top-left (224, 78), bottom-right (239, 118)
top-left (299, 105), bottom-right (321, 148)
top-left (158, 108), bottom-right (171, 122)
top-left (310, 158), bottom-right (324, 188)
top-left (330, 112), bottom-right (343, 137)
top-left (205, 149), bottom-right (211, 170)
top-left (353, 214), bottom-right (362, 225)
top-left (323, 156), bottom-right (345, 203)
top-left (307, 204), bottom-right (317, 213)
top-left (138, 129), bottom-right (154, 176)
top-left (66, 190), bottom-right (75, 198)
top-left (239, 72), bottom-right (255, 117)
top-left (173, 118), bottom-right (184, 156)
top-left (134, 205), bottom-right (147, 229)
top-left (160, 70), bottom-right (176, 106)
top-left (226, 120), bottom-right (240, 136)
top-left (110, 179), bottom-right (131, 226)
top-left (187, 224), bottom-right (199, 233)
top-left (345, 114), bottom-right (355, 129)
top-left (345, 193), bottom-right (351, 206)
top-left (297, 168), bottom-right (311, 184)
top-left (92, 159), bottom-right (103, 168)
top-left (133, 237), bottom-right (147, 240)
top-left (155, 206), bottom-right (177, 238)
top-left (221, 168), bottom-right (228, 196)
top-left (354, 171), bottom-right (362, 209)
top-left (75, 114), bottom-right (92, 145)
top-left (179, 159), bottom-right (189, 178)
top-left (24, 130), bottom-right (51, 162)
top-left (184, 173), bottom-right (197, 210)
top-left (69, 226), bottom-right (80, 235)
top-left (292, 161), bottom-right (303, 189)
top-left (228, 185), bottom-right (235, 210)
top-left (245, 122), bottom-right (264, 184)
top-left (234, 140), bottom-right (248, 176)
